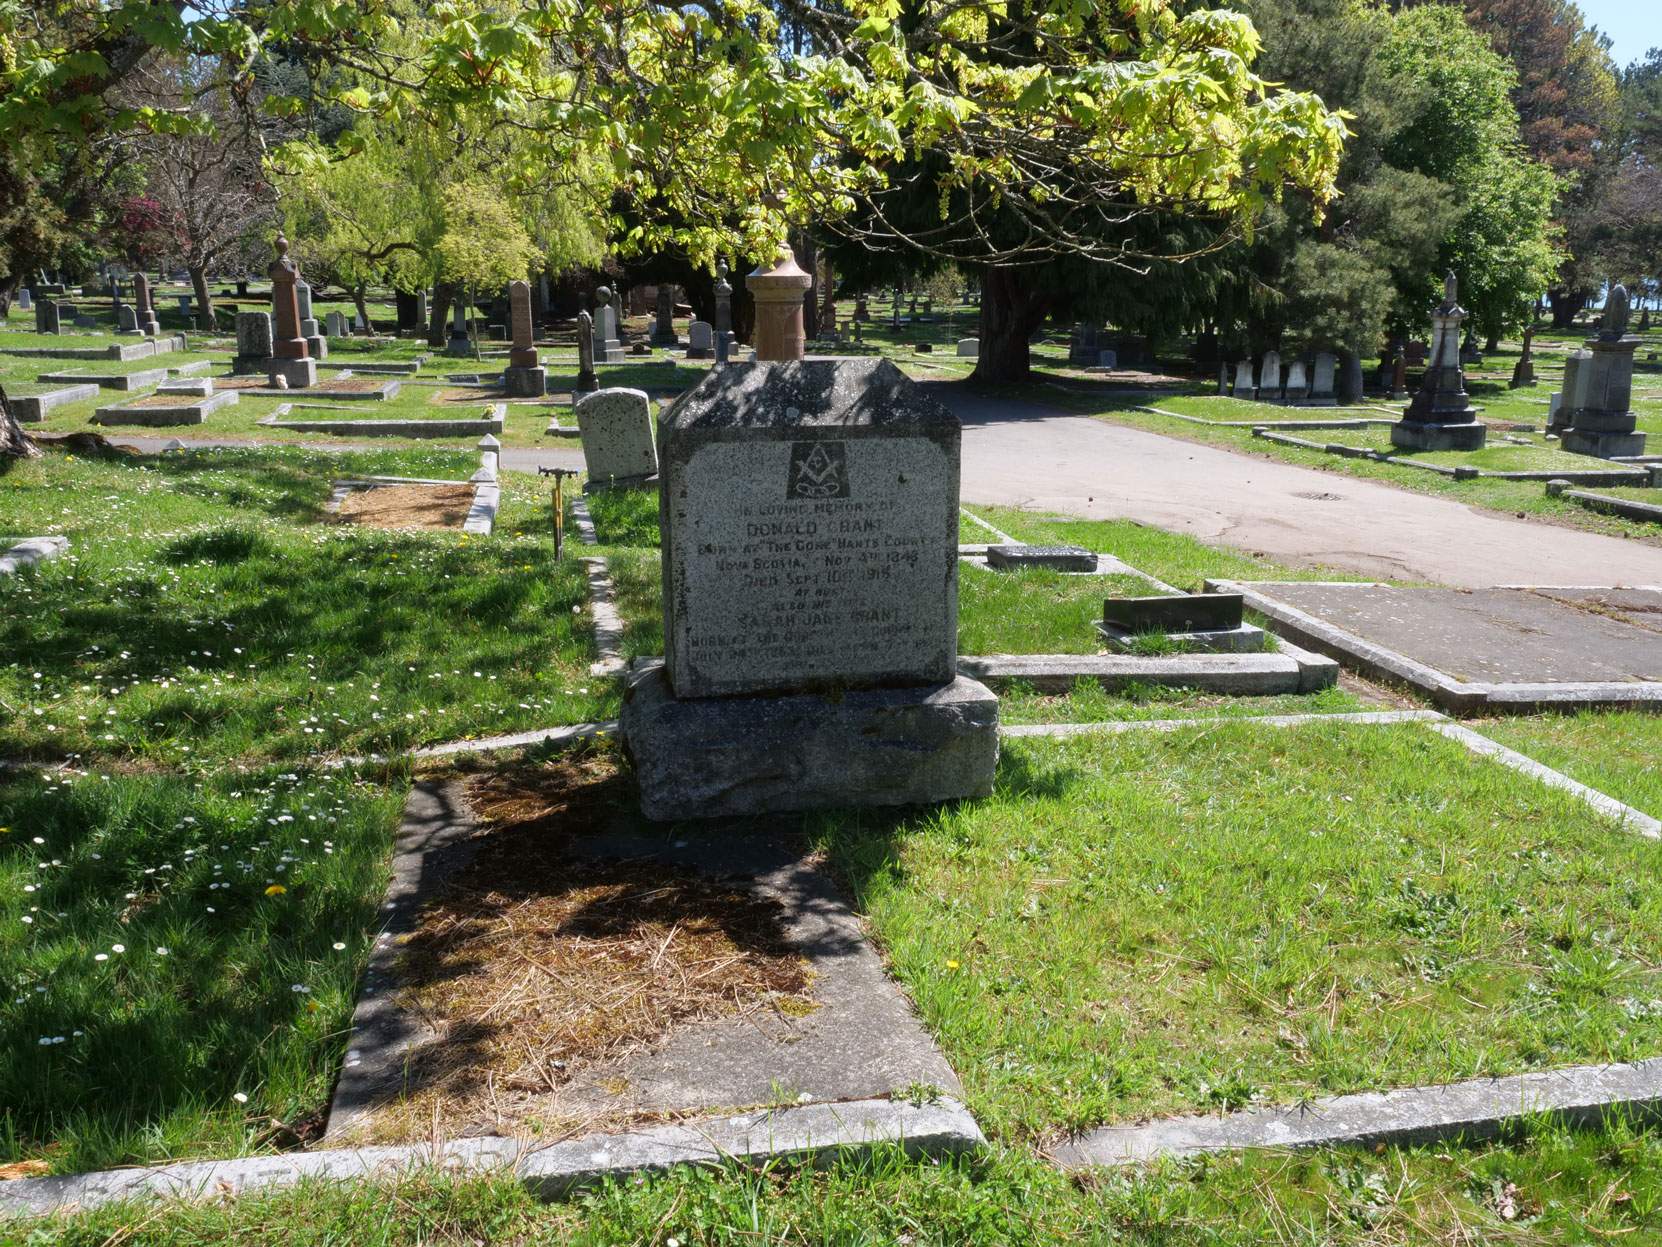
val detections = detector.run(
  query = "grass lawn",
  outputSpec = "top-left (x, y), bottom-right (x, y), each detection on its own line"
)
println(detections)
top-left (809, 721), bottom-right (1662, 1140)
top-left (0, 767), bottom-right (406, 1173)
top-left (27, 1118), bottom-right (1662, 1242)
top-left (0, 445), bottom-right (611, 765)
top-left (958, 565), bottom-right (1161, 655)
top-left (963, 504), bottom-right (1374, 589)
top-left (1474, 712), bottom-right (1662, 821)
top-left (999, 679), bottom-right (1374, 724)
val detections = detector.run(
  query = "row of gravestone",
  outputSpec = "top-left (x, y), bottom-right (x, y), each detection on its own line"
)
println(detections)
top-left (1223, 352), bottom-right (1340, 405)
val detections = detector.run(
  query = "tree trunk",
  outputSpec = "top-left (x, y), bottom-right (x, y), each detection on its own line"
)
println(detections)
top-left (1548, 288), bottom-right (1588, 331)
top-left (189, 265), bottom-right (214, 333)
top-left (0, 386), bottom-right (42, 460)
top-left (1484, 332), bottom-right (1499, 353)
top-left (428, 281), bottom-right (456, 348)
top-left (971, 266), bottom-right (1053, 385)
top-left (353, 284), bottom-right (374, 336)
top-left (0, 273), bottom-right (19, 320)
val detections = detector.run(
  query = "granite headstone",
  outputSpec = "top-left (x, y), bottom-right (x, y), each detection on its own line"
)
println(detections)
top-left (575, 388), bottom-right (658, 488)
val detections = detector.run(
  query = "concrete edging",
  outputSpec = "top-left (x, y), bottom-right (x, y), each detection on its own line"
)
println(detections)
top-left (0, 537), bottom-right (70, 575)
top-left (1550, 483), bottom-right (1662, 524)
top-left (0, 1097), bottom-right (983, 1219)
top-left (10, 383), bottom-right (100, 421)
top-left (1205, 579), bottom-right (1662, 713)
top-left (960, 652), bottom-right (1307, 697)
top-left (1052, 1058), bottom-right (1662, 1169)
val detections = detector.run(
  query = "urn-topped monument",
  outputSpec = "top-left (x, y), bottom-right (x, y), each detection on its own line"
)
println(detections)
top-left (1390, 272), bottom-right (1484, 452)
top-left (621, 358), bottom-right (999, 820)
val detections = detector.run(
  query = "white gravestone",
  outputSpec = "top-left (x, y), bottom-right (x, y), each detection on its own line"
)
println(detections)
top-left (574, 388), bottom-right (658, 488)
top-left (956, 338), bottom-right (980, 357)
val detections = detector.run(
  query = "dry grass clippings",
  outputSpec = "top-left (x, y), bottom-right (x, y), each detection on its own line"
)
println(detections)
top-left (379, 758), bottom-right (813, 1136)
top-left (336, 483), bottom-right (476, 530)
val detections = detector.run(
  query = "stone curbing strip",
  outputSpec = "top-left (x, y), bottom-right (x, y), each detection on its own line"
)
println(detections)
top-left (1548, 482), bottom-right (1662, 524)
top-left (1050, 1058), bottom-right (1662, 1169)
top-left (1429, 720), bottom-right (1661, 838)
top-left (1001, 710), bottom-right (1443, 738)
top-left (583, 557), bottom-right (627, 675)
top-left (961, 652), bottom-right (1307, 697)
top-left (569, 495), bottom-right (600, 546)
top-left (0, 1097), bottom-right (983, 1218)
top-left (1, 536), bottom-right (70, 575)
top-left (9, 382), bottom-right (100, 421)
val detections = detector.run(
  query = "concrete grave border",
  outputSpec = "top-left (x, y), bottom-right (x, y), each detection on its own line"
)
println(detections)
top-left (1251, 427), bottom-right (1650, 486)
top-left (258, 402), bottom-right (506, 438)
top-left (0, 333), bottom-right (189, 363)
top-left (326, 781), bottom-right (971, 1150)
top-left (1, 536), bottom-right (70, 575)
top-left (1052, 1058), bottom-right (1662, 1169)
top-left (90, 389), bottom-right (238, 427)
top-left (1547, 480), bottom-right (1662, 524)
top-left (36, 359), bottom-right (214, 390)
top-left (7, 383), bottom-right (99, 421)
top-left (0, 1098), bottom-right (983, 1219)
top-left (1210, 578), bottom-right (1662, 713)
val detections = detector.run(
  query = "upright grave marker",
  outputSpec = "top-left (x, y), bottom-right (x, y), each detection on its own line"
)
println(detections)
top-left (265, 237), bottom-right (317, 388)
top-left (1309, 352), bottom-right (1338, 405)
top-left (686, 320), bottom-right (714, 360)
top-left (1391, 272), bottom-right (1484, 451)
top-left (1561, 285), bottom-right (1646, 459)
top-left (574, 388), bottom-right (657, 489)
top-left (296, 280), bottom-right (327, 360)
top-left (35, 299), bottom-right (60, 335)
top-left (713, 262), bottom-right (734, 363)
top-left (1257, 350), bottom-right (1281, 402)
top-left (595, 287), bottom-right (626, 362)
top-left (1232, 360), bottom-right (1253, 399)
top-left (133, 273), bottom-right (160, 336)
top-left (233, 311), bottom-right (273, 375)
top-left (651, 286), bottom-right (680, 347)
top-left (503, 280), bottom-right (546, 397)
top-left (574, 309), bottom-right (599, 393)
top-left (623, 358), bottom-right (998, 819)
top-left (1284, 358), bottom-right (1308, 404)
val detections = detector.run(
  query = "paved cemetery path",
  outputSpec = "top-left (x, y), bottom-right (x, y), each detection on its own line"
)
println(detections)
top-left (929, 385), bottom-right (1662, 588)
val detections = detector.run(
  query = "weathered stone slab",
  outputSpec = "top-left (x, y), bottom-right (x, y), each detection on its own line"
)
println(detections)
top-left (658, 359), bottom-right (960, 698)
top-left (7, 383), bottom-right (99, 421)
top-left (622, 660), bottom-right (999, 820)
top-left (92, 390), bottom-right (238, 426)
top-left (1103, 593), bottom-right (1243, 634)
top-left (985, 544), bottom-right (1098, 572)
top-left (575, 387), bottom-right (658, 488)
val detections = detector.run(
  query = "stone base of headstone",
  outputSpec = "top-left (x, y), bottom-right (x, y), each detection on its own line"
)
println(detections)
top-left (445, 334), bottom-right (473, 356)
top-left (581, 472), bottom-right (657, 495)
top-left (685, 346), bottom-right (714, 360)
top-left (601, 346), bottom-right (628, 363)
top-left (621, 662), bottom-right (1000, 821)
top-left (503, 365), bottom-right (547, 398)
top-left (231, 355), bottom-right (268, 376)
top-left (1560, 427), bottom-right (1647, 459)
top-left (1389, 419), bottom-right (1487, 452)
top-left (266, 357), bottom-right (318, 388)
top-left (305, 335), bottom-right (328, 361)
top-left (1386, 389), bottom-right (1411, 401)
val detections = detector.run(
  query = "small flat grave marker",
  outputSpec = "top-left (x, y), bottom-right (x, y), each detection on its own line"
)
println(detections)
top-left (985, 544), bottom-right (1099, 572)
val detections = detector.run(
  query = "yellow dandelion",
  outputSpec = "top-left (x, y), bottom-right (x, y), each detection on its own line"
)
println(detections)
top-left (265, 884), bottom-right (287, 896)
top-left (946, 959), bottom-right (960, 969)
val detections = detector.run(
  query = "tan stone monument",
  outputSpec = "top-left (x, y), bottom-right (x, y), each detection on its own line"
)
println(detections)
top-left (503, 280), bottom-right (545, 396)
top-left (266, 238), bottom-right (316, 389)
top-left (747, 251), bottom-right (813, 361)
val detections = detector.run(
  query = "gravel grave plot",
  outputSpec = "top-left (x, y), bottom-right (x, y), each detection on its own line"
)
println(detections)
top-left (428, 387), bottom-right (505, 405)
top-left (317, 378), bottom-right (397, 393)
top-left (211, 375), bottom-right (284, 391)
top-left (121, 393), bottom-right (205, 408)
top-left (334, 483), bottom-right (477, 530)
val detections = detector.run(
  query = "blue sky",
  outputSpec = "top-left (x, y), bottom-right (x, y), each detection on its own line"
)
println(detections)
top-left (1576, 0), bottom-right (1656, 69)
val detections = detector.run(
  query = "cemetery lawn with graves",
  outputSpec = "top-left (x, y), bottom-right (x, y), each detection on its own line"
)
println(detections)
top-left (1476, 712), bottom-right (1662, 821)
top-left (9, 431), bottom-right (1662, 1240)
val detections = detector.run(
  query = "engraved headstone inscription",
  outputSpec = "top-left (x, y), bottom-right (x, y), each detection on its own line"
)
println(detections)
top-left (622, 358), bottom-right (998, 819)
